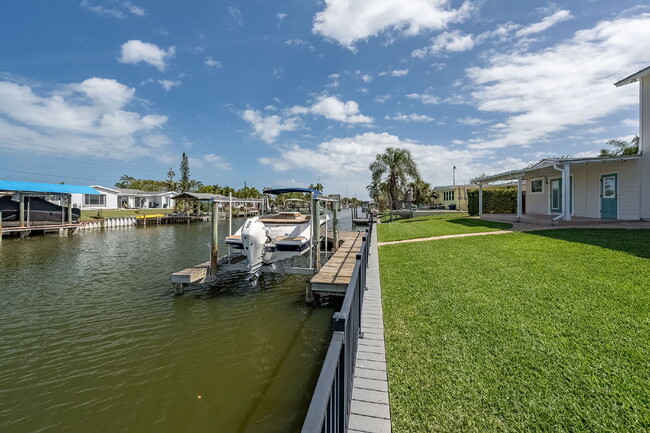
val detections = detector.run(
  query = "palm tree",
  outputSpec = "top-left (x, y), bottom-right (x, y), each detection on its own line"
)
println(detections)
top-left (369, 148), bottom-right (420, 209)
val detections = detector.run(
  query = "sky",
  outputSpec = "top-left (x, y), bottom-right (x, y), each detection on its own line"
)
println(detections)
top-left (0, 0), bottom-right (648, 198)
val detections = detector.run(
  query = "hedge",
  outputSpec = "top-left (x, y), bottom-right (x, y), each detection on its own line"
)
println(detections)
top-left (468, 188), bottom-right (519, 215)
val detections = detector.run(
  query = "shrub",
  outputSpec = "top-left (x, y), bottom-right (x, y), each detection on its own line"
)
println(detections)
top-left (468, 188), bottom-right (518, 215)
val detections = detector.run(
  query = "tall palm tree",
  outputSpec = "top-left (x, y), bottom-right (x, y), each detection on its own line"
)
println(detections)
top-left (369, 148), bottom-right (420, 209)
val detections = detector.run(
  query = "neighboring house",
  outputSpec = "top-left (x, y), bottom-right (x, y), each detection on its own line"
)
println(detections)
top-left (69, 185), bottom-right (177, 210)
top-left (431, 184), bottom-right (477, 211)
top-left (472, 65), bottom-right (650, 221)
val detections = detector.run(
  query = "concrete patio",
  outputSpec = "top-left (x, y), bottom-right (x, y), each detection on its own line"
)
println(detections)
top-left (480, 213), bottom-right (650, 230)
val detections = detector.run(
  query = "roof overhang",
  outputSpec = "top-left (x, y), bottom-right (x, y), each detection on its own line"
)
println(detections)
top-left (0, 180), bottom-right (100, 195)
top-left (615, 65), bottom-right (650, 87)
top-left (473, 155), bottom-right (641, 184)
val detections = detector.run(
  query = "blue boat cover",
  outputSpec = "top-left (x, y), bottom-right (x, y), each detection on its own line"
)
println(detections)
top-left (0, 180), bottom-right (100, 195)
top-left (263, 187), bottom-right (322, 196)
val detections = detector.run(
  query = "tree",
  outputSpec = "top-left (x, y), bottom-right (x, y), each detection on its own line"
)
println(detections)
top-left (115, 175), bottom-right (135, 189)
top-left (308, 183), bottom-right (324, 192)
top-left (599, 135), bottom-right (639, 157)
top-left (369, 147), bottom-right (420, 209)
top-left (409, 179), bottom-right (432, 205)
top-left (166, 167), bottom-right (176, 191)
top-left (178, 153), bottom-right (191, 192)
top-left (366, 181), bottom-right (388, 208)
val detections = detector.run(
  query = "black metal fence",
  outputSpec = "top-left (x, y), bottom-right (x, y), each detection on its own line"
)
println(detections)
top-left (301, 221), bottom-right (374, 433)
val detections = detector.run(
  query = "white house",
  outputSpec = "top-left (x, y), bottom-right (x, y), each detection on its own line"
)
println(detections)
top-left (472, 65), bottom-right (650, 222)
top-left (69, 185), bottom-right (177, 210)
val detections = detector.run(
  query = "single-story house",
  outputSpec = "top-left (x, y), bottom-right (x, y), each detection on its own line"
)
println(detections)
top-left (68, 185), bottom-right (178, 210)
top-left (472, 65), bottom-right (650, 221)
top-left (431, 184), bottom-right (477, 211)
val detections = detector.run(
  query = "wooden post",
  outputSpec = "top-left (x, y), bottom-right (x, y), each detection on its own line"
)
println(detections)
top-left (332, 200), bottom-right (339, 252)
top-left (478, 183), bottom-right (483, 216)
top-left (311, 196), bottom-right (321, 271)
top-left (67, 194), bottom-right (72, 225)
top-left (210, 199), bottom-right (218, 275)
top-left (19, 193), bottom-right (25, 227)
top-left (0, 211), bottom-right (3, 243)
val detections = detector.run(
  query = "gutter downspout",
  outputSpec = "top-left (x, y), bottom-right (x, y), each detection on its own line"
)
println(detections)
top-left (551, 164), bottom-right (564, 221)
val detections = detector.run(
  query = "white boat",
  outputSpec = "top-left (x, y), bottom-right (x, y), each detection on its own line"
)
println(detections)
top-left (225, 189), bottom-right (328, 283)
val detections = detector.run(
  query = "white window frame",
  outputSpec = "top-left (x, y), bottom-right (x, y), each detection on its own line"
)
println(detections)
top-left (529, 178), bottom-right (544, 194)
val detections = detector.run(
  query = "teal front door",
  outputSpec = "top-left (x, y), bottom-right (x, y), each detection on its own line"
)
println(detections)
top-left (600, 173), bottom-right (617, 219)
top-left (550, 178), bottom-right (562, 213)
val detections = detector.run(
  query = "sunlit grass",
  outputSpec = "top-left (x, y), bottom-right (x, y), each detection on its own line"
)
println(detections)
top-left (380, 229), bottom-right (650, 432)
top-left (378, 215), bottom-right (512, 242)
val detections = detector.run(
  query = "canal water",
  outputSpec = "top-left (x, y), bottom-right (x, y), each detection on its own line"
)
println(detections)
top-left (0, 210), bottom-right (358, 433)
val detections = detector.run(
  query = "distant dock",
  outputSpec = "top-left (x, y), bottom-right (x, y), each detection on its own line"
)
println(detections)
top-left (310, 231), bottom-right (364, 298)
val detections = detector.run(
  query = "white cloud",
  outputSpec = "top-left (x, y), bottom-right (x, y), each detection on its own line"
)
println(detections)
top-left (291, 95), bottom-right (373, 124)
top-left (228, 4), bottom-right (243, 25)
top-left (202, 154), bottom-right (232, 170)
top-left (412, 30), bottom-right (475, 57)
top-left (81, 1), bottom-right (145, 19)
top-left (516, 9), bottom-right (573, 37)
top-left (205, 57), bottom-right (221, 68)
top-left (119, 40), bottom-right (175, 71)
top-left (259, 132), bottom-right (524, 196)
top-left (406, 92), bottom-right (440, 104)
top-left (386, 113), bottom-right (435, 122)
top-left (0, 77), bottom-right (168, 158)
top-left (457, 117), bottom-right (488, 126)
top-left (313, 0), bottom-right (473, 49)
top-left (157, 80), bottom-right (181, 91)
top-left (273, 68), bottom-right (285, 79)
top-left (361, 74), bottom-right (373, 83)
top-left (374, 94), bottom-right (391, 103)
top-left (464, 14), bottom-right (650, 150)
top-left (620, 118), bottom-right (638, 128)
top-left (277, 13), bottom-right (288, 24)
top-left (285, 39), bottom-right (316, 51)
top-left (241, 109), bottom-right (299, 143)
top-left (379, 68), bottom-right (409, 77)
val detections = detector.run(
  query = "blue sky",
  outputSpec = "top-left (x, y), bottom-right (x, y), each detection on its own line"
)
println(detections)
top-left (0, 0), bottom-right (648, 197)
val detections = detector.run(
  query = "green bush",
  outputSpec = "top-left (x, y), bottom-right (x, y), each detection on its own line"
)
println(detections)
top-left (468, 188), bottom-right (518, 215)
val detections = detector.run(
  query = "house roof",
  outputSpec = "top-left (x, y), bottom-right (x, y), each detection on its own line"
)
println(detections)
top-left (615, 65), bottom-right (650, 87)
top-left (432, 184), bottom-right (477, 191)
top-left (472, 155), bottom-right (641, 183)
top-left (0, 180), bottom-right (100, 195)
top-left (172, 192), bottom-right (261, 203)
top-left (91, 185), bottom-right (177, 196)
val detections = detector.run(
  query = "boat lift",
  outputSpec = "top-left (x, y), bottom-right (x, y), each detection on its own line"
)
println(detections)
top-left (171, 189), bottom-right (342, 294)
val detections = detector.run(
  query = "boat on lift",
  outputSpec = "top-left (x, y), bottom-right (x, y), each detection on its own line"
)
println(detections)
top-left (225, 188), bottom-right (328, 284)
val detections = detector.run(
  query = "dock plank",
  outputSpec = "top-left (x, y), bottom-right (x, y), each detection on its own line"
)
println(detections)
top-left (311, 231), bottom-right (364, 293)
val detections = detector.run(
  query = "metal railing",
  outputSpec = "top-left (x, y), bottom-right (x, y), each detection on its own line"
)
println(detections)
top-left (302, 219), bottom-right (374, 433)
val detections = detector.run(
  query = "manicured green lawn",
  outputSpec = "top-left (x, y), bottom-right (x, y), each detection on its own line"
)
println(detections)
top-left (80, 208), bottom-right (174, 221)
top-left (380, 229), bottom-right (650, 432)
top-left (377, 215), bottom-right (512, 242)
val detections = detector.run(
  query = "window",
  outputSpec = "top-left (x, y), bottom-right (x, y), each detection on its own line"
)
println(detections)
top-left (84, 194), bottom-right (106, 206)
top-left (602, 176), bottom-right (616, 198)
top-left (530, 179), bottom-right (543, 194)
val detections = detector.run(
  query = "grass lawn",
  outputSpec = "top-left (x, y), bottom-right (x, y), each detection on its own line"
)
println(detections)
top-left (80, 208), bottom-right (174, 221)
top-left (379, 229), bottom-right (650, 432)
top-left (377, 215), bottom-right (512, 243)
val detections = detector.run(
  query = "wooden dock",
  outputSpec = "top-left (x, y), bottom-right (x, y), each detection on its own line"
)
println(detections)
top-left (1, 223), bottom-right (80, 239)
top-left (310, 231), bottom-right (364, 297)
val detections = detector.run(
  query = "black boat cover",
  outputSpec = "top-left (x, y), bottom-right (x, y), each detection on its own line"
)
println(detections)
top-left (0, 196), bottom-right (80, 223)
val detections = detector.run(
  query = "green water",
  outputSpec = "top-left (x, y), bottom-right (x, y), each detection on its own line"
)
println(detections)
top-left (0, 219), bottom-right (338, 433)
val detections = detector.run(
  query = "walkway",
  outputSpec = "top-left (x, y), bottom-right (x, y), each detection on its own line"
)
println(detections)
top-left (378, 230), bottom-right (513, 246)
top-left (348, 228), bottom-right (392, 433)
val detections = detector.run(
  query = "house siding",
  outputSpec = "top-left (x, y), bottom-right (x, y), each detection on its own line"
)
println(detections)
top-left (523, 160), bottom-right (640, 219)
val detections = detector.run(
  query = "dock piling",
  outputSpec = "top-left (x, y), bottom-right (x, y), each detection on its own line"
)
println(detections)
top-left (67, 194), bottom-right (72, 225)
top-left (332, 200), bottom-right (339, 252)
top-left (311, 196), bottom-right (321, 271)
top-left (0, 211), bottom-right (2, 242)
top-left (19, 194), bottom-right (25, 227)
top-left (210, 199), bottom-right (219, 275)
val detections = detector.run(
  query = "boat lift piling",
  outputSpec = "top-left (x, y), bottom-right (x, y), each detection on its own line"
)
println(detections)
top-left (210, 198), bottom-right (219, 276)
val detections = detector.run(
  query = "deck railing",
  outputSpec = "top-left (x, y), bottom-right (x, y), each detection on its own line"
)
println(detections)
top-left (301, 219), bottom-right (374, 433)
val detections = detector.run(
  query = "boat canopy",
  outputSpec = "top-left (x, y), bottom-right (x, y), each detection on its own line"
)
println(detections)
top-left (263, 188), bottom-right (323, 196)
top-left (0, 180), bottom-right (100, 195)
